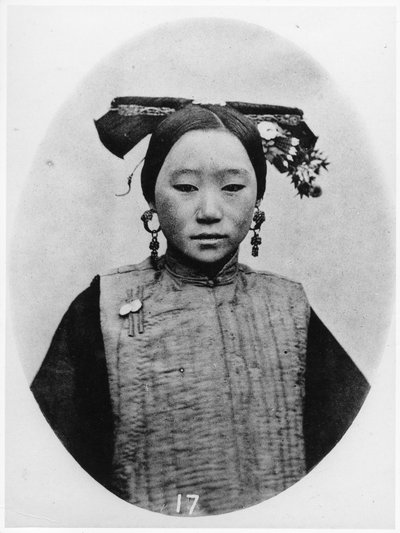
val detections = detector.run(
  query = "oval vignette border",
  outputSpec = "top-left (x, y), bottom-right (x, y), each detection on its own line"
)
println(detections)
top-left (6, 7), bottom-right (396, 528)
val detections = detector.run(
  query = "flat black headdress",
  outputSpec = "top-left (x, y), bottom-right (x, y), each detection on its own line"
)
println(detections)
top-left (95, 96), bottom-right (329, 198)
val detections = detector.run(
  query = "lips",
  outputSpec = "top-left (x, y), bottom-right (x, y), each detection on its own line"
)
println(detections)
top-left (191, 234), bottom-right (227, 240)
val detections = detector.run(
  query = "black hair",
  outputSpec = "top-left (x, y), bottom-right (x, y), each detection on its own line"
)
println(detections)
top-left (140, 104), bottom-right (266, 204)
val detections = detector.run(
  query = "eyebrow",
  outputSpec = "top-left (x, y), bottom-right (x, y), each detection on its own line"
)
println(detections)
top-left (216, 168), bottom-right (251, 177)
top-left (170, 169), bottom-right (202, 179)
top-left (170, 168), bottom-right (251, 179)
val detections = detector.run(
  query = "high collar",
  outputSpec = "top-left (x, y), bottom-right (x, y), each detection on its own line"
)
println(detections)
top-left (162, 247), bottom-right (240, 287)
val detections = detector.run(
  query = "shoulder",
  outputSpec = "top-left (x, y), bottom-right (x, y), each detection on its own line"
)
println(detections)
top-left (67, 258), bottom-right (154, 315)
top-left (238, 262), bottom-right (306, 294)
top-left (99, 257), bottom-right (158, 298)
top-left (100, 256), bottom-right (153, 277)
top-left (59, 276), bottom-right (102, 335)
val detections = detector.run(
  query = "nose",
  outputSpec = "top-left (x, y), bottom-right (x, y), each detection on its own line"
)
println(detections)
top-left (196, 189), bottom-right (223, 223)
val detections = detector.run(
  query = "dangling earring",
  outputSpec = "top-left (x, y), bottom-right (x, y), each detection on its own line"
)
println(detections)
top-left (141, 209), bottom-right (161, 269)
top-left (250, 206), bottom-right (266, 257)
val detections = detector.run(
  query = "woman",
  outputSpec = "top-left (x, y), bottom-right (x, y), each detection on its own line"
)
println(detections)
top-left (31, 97), bottom-right (369, 516)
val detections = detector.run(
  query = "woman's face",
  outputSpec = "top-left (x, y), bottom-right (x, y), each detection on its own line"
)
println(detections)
top-left (151, 129), bottom-right (258, 266)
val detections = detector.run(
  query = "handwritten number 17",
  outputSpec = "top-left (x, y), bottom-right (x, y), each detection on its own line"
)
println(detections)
top-left (176, 493), bottom-right (199, 515)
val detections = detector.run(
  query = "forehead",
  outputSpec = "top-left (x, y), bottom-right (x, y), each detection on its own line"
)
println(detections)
top-left (159, 129), bottom-right (255, 175)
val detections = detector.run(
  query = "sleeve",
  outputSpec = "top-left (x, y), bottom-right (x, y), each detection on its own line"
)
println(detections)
top-left (303, 308), bottom-right (370, 472)
top-left (30, 276), bottom-right (114, 488)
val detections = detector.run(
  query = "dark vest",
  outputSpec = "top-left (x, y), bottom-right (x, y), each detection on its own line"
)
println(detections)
top-left (100, 254), bottom-right (310, 515)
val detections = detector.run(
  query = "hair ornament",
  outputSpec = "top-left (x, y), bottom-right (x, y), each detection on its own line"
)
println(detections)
top-left (256, 120), bottom-right (329, 198)
top-left (191, 98), bottom-right (227, 106)
top-left (115, 157), bottom-right (145, 197)
top-left (95, 96), bottom-right (329, 198)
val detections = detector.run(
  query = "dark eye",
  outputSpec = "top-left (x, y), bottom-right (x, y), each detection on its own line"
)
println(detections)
top-left (222, 184), bottom-right (246, 192)
top-left (173, 184), bottom-right (198, 192)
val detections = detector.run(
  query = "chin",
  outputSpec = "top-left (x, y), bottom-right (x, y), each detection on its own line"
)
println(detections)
top-left (192, 256), bottom-right (224, 264)
top-left (188, 249), bottom-right (235, 265)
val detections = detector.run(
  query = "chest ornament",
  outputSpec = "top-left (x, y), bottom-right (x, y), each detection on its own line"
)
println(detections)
top-left (119, 288), bottom-right (144, 336)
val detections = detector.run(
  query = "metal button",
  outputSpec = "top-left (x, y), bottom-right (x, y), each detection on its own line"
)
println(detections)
top-left (129, 299), bottom-right (142, 313)
top-left (119, 299), bottom-right (142, 316)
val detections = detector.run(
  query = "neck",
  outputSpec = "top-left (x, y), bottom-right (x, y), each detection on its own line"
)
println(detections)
top-left (166, 244), bottom-right (238, 279)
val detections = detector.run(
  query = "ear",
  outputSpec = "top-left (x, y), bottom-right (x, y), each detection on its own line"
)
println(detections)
top-left (255, 199), bottom-right (261, 208)
top-left (148, 200), bottom-right (156, 211)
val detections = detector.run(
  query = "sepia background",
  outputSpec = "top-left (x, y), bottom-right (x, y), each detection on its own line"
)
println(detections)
top-left (6, 4), bottom-right (396, 529)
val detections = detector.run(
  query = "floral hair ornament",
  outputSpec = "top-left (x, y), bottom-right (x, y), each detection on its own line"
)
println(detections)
top-left (256, 120), bottom-right (328, 198)
top-left (94, 96), bottom-right (329, 198)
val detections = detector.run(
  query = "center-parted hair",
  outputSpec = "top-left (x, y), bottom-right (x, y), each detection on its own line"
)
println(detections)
top-left (140, 104), bottom-right (267, 204)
